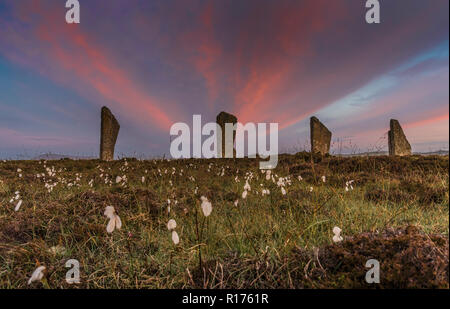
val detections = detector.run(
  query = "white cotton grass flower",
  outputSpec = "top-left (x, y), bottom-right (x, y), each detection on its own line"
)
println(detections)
top-left (10, 191), bottom-right (21, 204)
top-left (14, 199), bottom-right (23, 212)
top-left (115, 176), bottom-right (122, 184)
top-left (345, 180), bottom-right (355, 192)
top-left (309, 186), bottom-right (314, 192)
top-left (243, 180), bottom-right (251, 191)
top-left (265, 170), bottom-right (272, 180)
top-left (277, 177), bottom-right (285, 187)
top-left (321, 176), bottom-right (326, 183)
top-left (242, 190), bottom-right (248, 199)
top-left (141, 176), bottom-right (145, 183)
top-left (298, 175), bottom-right (303, 181)
top-left (27, 266), bottom-right (46, 285)
top-left (332, 226), bottom-right (343, 243)
top-left (281, 187), bottom-right (287, 196)
top-left (104, 206), bottom-right (122, 233)
top-left (171, 230), bottom-right (180, 245)
top-left (200, 196), bottom-right (212, 217)
top-left (234, 200), bottom-right (239, 207)
top-left (167, 219), bottom-right (177, 231)
top-left (261, 189), bottom-right (270, 196)
top-left (104, 206), bottom-right (115, 218)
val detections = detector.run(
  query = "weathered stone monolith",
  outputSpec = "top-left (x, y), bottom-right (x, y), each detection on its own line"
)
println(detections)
top-left (388, 119), bottom-right (411, 156)
top-left (310, 116), bottom-right (332, 155)
top-left (100, 106), bottom-right (120, 161)
top-left (216, 111), bottom-right (237, 158)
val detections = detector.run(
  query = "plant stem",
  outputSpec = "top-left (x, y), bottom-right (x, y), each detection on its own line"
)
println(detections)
top-left (194, 209), bottom-right (203, 270)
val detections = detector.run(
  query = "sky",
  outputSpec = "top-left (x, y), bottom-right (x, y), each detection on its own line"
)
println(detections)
top-left (0, 0), bottom-right (448, 159)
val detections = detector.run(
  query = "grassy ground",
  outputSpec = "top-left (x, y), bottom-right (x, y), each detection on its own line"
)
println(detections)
top-left (0, 153), bottom-right (448, 288)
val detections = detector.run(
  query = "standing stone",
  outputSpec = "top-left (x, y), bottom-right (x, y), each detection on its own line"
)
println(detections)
top-left (388, 119), bottom-right (411, 156)
top-left (310, 116), bottom-right (332, 155)
top-left (216, 111), bottom-right (237, 158)
top-left (100, 106), bottom-right (120, 161)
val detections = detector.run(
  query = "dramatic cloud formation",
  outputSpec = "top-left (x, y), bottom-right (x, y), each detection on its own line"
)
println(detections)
top-left (0, 0), bottom-right (448, 158)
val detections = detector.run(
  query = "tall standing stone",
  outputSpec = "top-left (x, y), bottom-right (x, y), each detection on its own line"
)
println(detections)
top-left (310, 116), bottom-right (332, 155)
top-left (216, 111), bottom-right (237, 158)
top-left (100, 106), bottom-right (120, 161)
top-left (388, 119), bottom-right (411, 156)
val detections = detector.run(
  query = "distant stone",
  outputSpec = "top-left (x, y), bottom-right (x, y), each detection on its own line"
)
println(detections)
top-left (216, 111), bottom-right (237, 158)
top-left (310, 116), bottom-right (332, 155)
top-left (100, 107), bottom-right (120, 161)
top-left (388, 119), bottom-right (411, 156)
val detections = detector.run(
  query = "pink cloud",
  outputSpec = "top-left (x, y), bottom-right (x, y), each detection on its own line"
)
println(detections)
top-left (0, 1), bottom-right (179, 131)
